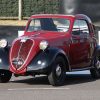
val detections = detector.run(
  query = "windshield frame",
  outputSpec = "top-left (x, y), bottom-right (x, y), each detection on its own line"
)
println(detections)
top-left (26, 17), bottom-right (71, 33)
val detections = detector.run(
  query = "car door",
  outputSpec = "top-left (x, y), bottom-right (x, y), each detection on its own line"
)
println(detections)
top-left (69, 19), bottom-right (91, 69)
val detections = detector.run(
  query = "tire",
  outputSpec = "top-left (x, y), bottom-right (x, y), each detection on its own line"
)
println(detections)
top-left (0, 70), bottom-right (12, 83)
top-left (48, 56), bottom-right (66, 86)
top-left (90, 55), bottom-right (100, 78)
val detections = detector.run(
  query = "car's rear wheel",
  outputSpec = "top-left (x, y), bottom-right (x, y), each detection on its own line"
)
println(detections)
top-left (48, 56), bottom-right (66, 86)
top-left (90, 55), bottom-right (100, 78)
top-left (0, 70), bottom-right (12, 83)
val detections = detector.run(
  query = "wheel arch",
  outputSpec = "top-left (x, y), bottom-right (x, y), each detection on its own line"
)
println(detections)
top-left (90, 45), bottom-right (100, 67)
top-left (55, 52), bottom-right (70, 71)
top-left (92, 45), bottom-right (100, 59)
top-left (27, 47), bottom-right (70, 73)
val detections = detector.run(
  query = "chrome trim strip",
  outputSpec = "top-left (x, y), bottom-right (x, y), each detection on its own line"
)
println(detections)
top-left (71, 67), bottom-right (92, 71)
top-left (17, 42), bottom-right (23, 58)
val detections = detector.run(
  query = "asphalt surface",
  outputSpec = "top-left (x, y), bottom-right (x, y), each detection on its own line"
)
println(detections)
top-left (0, 71), bottom-right (100, 100)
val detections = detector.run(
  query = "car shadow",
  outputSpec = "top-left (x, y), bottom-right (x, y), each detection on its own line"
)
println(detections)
top-left (64, 74), bottom-right (96, 86)
top-left (11, 73), bottom-right (98, 86)
top-left (11, 76), bottom-right (50, 85)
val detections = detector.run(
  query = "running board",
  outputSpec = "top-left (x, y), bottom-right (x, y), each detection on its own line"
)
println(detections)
top-left (71, 67), bottom-right (92, 72)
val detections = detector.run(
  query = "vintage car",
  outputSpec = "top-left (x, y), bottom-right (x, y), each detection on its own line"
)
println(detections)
top-left (0, 14), bottom-right (100, 86)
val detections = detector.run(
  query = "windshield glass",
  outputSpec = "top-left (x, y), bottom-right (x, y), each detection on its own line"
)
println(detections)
top-left (27, 18), bottom-right (70, 32)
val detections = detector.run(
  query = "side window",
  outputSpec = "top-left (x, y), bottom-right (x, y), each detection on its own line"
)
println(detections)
top-left (72, 20), bottom-right (80, 35)
top-left (79, 20), bottom-right (89, 35)
top-left (72, 19), bottom-right (89, 36)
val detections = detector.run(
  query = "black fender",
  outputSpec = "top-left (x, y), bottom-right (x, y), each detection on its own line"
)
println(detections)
top-left (96, 45), bottom-right (100, 54)
top-left (90, 45), bottom-right (100, 67)
top-left (93, 45), bottom-right (100, 58)
top-left (27, 47), bottom-right (70, 74)
top-left (0, 48), bottom-right (9, 70)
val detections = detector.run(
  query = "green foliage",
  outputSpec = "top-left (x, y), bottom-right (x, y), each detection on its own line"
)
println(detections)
top-left (0, 0), bottom-right (59, 17)
top-left (23, 0), bottom-right (59, 17)
top-left (0, 0), bottom-right (18, 17)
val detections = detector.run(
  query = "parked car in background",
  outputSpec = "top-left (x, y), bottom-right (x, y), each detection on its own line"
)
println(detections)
top-left (0, 14), bottom-right (100, 86)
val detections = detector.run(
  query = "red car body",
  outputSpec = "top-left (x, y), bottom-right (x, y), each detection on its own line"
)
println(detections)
top-left (10, 14), bottom-right (96, 73)
top-left (0, 14), bottom-right (100, 86)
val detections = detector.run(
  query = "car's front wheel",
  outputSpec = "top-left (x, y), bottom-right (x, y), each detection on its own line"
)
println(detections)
top-left (0, 70), bottom-right (12, 83)
top-left (90, 55), bottom-right (100, 78)
top-left (48, 56), bottom-right (66, 86)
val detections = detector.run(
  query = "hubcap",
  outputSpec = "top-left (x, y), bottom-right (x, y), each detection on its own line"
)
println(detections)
top-left (56, 65), bottom-right (62, 77)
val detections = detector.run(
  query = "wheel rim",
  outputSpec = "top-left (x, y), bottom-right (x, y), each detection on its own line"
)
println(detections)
top-left (56, 64), bottom-right (62, 77)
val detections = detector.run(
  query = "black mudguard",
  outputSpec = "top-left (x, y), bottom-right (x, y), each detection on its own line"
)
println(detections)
top-left (27, 47), bottom-right (69, 74)
top-left (93, 45), bottom-right (100, 57)
top-left (90, 45), bottom-right (100, 67)
top-left (0, 48), bottom-right (9, 70)
top-left (96, 45), bottom-right (100, 54)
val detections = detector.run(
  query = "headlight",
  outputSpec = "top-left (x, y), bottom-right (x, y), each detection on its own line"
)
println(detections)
top-left (39, 40), bottom-right (49, 51)
top-left (0, 39), bottom-right (8, 48)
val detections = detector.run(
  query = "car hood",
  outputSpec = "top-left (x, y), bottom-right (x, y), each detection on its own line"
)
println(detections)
top-left (24, 30), bottom-right (68, 40)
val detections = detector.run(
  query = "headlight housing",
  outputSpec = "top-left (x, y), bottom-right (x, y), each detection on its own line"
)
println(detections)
top-left (39, 40), bottom-right (49, 51)
top-left (0, 39), bottom-right (8, 48)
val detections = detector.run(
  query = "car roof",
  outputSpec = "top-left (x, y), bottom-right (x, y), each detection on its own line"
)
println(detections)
top-left (30, 14), bottom-right (92, 23)
top-left (30, 14), bottom-right (75, 19)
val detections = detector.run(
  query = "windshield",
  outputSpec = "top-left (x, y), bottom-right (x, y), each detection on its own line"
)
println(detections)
top-left (27, 18), bottom-right (70, 32)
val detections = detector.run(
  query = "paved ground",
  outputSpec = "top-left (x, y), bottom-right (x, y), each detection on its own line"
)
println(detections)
top-left (0, 71), bottom-right (100, 100)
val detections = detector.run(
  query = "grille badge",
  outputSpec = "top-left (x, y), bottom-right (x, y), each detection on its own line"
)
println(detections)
top-left (20, 37), bottom-right (29, 43)
top-left (12, 58), bottom-right (24, 68)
